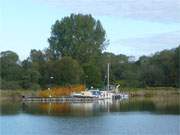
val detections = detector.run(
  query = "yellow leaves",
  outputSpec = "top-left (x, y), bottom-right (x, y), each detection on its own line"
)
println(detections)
top-left (38, 84), bottom-right (85, 97)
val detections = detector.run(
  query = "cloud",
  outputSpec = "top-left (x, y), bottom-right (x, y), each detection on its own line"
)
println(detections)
top-left (110, 31), bottom-right (180, 57)
top-left (39, 0), bottom-right (180, 23)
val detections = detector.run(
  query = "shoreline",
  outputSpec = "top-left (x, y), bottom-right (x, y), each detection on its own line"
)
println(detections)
top-left (0, 87), bottom-right (179, 101)
top-left (120, 87), bottom-right (180, 97)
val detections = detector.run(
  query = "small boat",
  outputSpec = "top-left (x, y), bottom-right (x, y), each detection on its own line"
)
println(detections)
top-left (72, 88), bottom-right (116, 99)
top-left (71, 89), bottom-right (101, 98)
top-left (71, 64), bottom-right (129, 100)
top-left (71, 93), bottom-right (85, 98)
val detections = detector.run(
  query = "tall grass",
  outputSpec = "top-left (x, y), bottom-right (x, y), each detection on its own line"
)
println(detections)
top-left (119, 87), bottom-right (180, 97)
top-left (0, 90), bottom-right (39, 101)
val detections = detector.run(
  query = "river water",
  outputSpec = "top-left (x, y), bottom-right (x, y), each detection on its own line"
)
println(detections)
top-left (0, 96), bottom-right (180, 135)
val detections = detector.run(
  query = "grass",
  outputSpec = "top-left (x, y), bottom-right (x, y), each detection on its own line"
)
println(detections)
top-left (0, 87), bottom-right (179, 100)
top-left (0, 89), bottom-right (39, 101)
top-left (119, 87), bottom-right (180, 97)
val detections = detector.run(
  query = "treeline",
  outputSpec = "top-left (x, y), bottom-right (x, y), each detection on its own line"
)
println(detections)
top-left (0, 14), bottom-right (179, 90)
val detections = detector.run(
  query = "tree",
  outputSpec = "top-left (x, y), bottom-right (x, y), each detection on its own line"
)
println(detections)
top-left (83, 63), bottom-right (102, 88)
top-left (99, 52), bottom-right (130, 86)
top-left (48, 14), bottom-right (107, 63)
top-left (30, 49), bottom-right (45, 63)
top-left (53, 57), bottom-right (83, 86)
top-left (21, 59), bottom-right (41, 90)
top-left (139, 65), bottom-right (165, 87)
top-left (174, 45), bottom-right (180, 87)
top-left (0, 51), bottom-right (22, 89)
top-left (0, 51), bottom-right (19, 62)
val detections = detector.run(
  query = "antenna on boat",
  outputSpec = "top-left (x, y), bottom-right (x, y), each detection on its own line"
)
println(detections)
top-left (107, 63), bottom-right (110, 91)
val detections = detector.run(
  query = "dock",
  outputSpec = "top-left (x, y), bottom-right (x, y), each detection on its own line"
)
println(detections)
top-left (22, 96), bottom-right (99, 102)
top-left (22, 93), bottom-right (128, 103)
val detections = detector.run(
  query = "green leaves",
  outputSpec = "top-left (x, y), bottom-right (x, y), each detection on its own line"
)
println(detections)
top-left (48, 14), bottom-right (106, 63)
top-left (53, 57), bottom-right (83, 86)
top-left (83, 63), bottom-right (102, 88)
top-left (1, 14), bottom-right (179, 90)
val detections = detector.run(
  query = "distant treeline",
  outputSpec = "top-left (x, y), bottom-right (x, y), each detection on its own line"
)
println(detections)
top-left (0, 14), bottom-right (179, 90)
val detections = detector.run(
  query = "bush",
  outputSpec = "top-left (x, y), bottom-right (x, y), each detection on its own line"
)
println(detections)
top-left (0, 80), bottom-right (22, 90)
top-left (29, 83), bottom-right (41, 91)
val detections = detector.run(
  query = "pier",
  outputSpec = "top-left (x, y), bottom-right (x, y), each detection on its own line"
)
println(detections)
top-left (22, 93), bottom-right (128, 103)
top-left (22, 96), bottom-right (99, 103)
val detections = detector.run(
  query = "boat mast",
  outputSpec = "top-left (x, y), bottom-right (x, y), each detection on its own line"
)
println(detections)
top-left (107, 63), bottom-right (110, 91)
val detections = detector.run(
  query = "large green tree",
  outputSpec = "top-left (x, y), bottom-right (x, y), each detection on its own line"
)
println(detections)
top-left (48, 14), bottom-right (107, 63)
top-left (0, 51), bottom-right (22, 89)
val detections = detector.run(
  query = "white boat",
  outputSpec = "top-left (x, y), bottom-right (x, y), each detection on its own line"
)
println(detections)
top-left (71, 93), bottom-right (84, 97)
top-left (71, 64), bottom-right (129, 100)
top-left (71, 89), bottom-right (114, 99)
top-left (71, 89), bottom-right (100, 98)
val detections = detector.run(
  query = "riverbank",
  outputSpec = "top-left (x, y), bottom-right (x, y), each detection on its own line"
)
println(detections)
top-left (0, 90), bottom-right (39, 101)
top-left (0, 87), bottom-right (179, 101)
top-left (119, 87), bottom-right (180, 97)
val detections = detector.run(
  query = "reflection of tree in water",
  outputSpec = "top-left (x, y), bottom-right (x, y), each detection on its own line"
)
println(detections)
top-left (22, 97), bottom-right (180, 116)
top-left (22, 100), bottom-right (120, 116)
top-left (40, 103), bottom-right (70, 114)
top-left (1, 96), bottom-right (179, 116)
top-left (152, 96), bottom-right (180, 114)
top-left (23, 102), bottom-right (105, 116)
top-left (114, 96), bottom-right (180, 114)
top-left (0, 101), bottom-right (22, 115)
top-left (111, 98), bottom-right (156, 112)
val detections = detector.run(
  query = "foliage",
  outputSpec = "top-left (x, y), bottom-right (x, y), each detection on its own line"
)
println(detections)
top-left (83, 63), bottom-right (102, 88)
top-left (53, 57), bottom-right (83, 85)
top-left (0, 14), bottom-right (179, 90)
top-left (48, 13), bottom-right (106, 63)
top-left (38, 84), bottom-right (85, 97)
top-left (0, 51), bottom-right (22, 89)
top-left (136, 46), bottom-right (180, 87)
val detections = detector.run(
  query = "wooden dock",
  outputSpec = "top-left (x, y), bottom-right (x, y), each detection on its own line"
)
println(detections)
top-left (22, 96), bottom-right (99, 102)
top-left (22, 93), bottom-right (128, 103)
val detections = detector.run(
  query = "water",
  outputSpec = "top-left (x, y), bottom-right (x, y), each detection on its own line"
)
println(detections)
top-left (0, 97), bottom-right (180, 135)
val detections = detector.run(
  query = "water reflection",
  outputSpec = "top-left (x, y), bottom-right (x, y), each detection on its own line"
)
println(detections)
top-left (0, 100), bottom-right (22, 115)
top-left (1, 96), bottom-right (180, 116)
top-left (22, 100), bottom-right (115, 116)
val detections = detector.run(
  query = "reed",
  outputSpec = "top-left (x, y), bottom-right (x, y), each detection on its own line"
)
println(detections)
top-left (119, 87), bottom-right (180, 97)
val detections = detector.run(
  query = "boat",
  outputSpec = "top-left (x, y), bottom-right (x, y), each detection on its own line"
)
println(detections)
top-left (71, 88), bottom-right (116, 99)
top-left (71, 89), bottom-right (101, 98)
top-left (71, 63), bottom-right (129, 100)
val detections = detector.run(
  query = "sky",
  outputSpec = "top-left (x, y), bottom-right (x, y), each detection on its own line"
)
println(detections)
top-left (0, 0), bottom-right (180, 60)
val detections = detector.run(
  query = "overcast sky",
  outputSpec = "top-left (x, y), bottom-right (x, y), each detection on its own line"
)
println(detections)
top-left (1, 0), bottom-right (180, 60)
